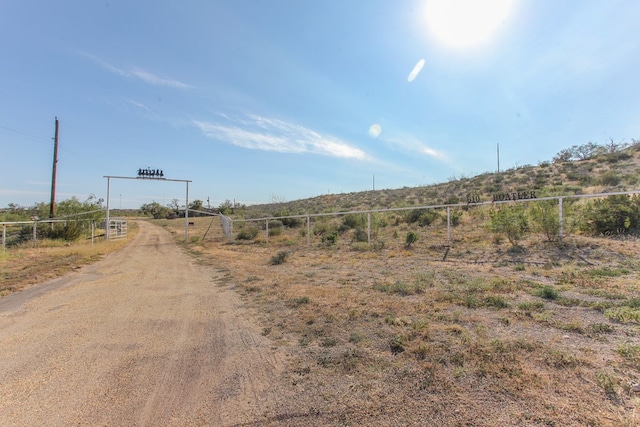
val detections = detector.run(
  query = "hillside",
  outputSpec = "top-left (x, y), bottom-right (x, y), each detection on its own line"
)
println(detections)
top-left (244, 140), bottom-right (640, 217)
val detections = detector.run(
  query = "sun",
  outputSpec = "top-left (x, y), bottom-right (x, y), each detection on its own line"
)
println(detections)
top-left (424, 0), bottom-right (513, 48)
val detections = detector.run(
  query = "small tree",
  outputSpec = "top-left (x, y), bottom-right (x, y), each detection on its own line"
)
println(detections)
top-left (405, 231), bottom-right (419, 248)
top-left (489, 205), bottom-right (529, 247)
top-left (140, 201), bottom-right (171, 219)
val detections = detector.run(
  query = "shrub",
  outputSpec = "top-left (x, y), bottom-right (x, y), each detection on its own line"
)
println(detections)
top-left (270, 250), bottom-right (289, 265)
top-left (341, 213), bottom-right (366, 230)
top-left (389, 335), bottom-right (406, 354)
top-left (580, 195), bottom-right (640, 235)
top-left (488, 205), bottom-right (529, 246)
top-left (264, 219), bottom-right (283, 230)
top-left (408, 209), bottom-right (440, 226)
top-left (352, 227), bottom-right (368, 242)
top-left (322, 231), bottom-right (339, 246)
top-left (598, 172), bottom-right (621, 187)
top-left (236, 226), bottom-right (259, 240)
top-left (405, 231), bottom-right (419, 248)
top-left (536, 285), bottom-right (559, 300)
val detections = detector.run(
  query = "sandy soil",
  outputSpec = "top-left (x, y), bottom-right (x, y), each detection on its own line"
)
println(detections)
top-left (0, 221), bottom-right (284, 426)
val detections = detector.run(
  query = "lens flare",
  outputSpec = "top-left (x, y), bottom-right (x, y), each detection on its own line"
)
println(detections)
top-left (368, 124), bottom-right (382, 138)
top-left (408, 59), bottom-right (425, 82)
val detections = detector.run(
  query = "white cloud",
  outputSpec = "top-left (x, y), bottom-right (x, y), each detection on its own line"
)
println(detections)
top-left (193, 114), bottom-right (368, 160)
top-left (82, 52), bottom-right (192, 89)
top-left (129, 67), bottom-right (192, 89)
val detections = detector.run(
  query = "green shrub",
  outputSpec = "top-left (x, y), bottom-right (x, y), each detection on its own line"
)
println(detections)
top-left (265, 219), bottom-right (283, 230)
top-left (598, 172), bottom-right (621, 187)
top-left (536, 285), bottom-right (559, 300)
top-left (405, 231), bottom-right (419, 248)
top-left (352, 227), bottom-right (368, 242)
top-left (236, 226), bottom-right (259, 240)
top-left (341, 213), bottom-right (366, 230)
top-left (488, 205), bottom-right (529, 246)
top-left (580, 195), bottom-right (640, 235)
top-left (322, 231), bottom-right (338, 246)
top-left (268, 226), bottom-right (282, 237)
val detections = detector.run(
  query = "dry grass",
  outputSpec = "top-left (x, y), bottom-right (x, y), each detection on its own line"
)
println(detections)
top-left (0, 223), bottom-right (137, 297)
top-left (165, 215), bottom-right (640, 426)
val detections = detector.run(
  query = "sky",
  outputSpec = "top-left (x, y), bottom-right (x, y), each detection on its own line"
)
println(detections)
top-left (1, 0), bottom-right (640, 210)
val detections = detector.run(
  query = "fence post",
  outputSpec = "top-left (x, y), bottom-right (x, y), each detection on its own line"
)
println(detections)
top-left (367, 212), bottom-right (371, 244)
top-left (446, 206), bottom-right (451, 245)
top-left (2, 224), bottom-right (5, 251)
top-left (306, 215), bottom-right (310, 247)
top-left (558, 197), bottom-right (564, 244)
top-left (32, 221), bottom-right (37, 247)
top-left (92, 221), bottom-right (95, 246)
top-left (265, 219), bottom-right (269, 245)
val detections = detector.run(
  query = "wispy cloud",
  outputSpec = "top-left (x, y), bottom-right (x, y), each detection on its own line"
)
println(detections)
top-left (193, 114), bottom-right (368, 160)
top-left (81, 52), bottom-right (193, 89)
top-left (129, 67), bottom-right (192, 89)
top-left (384, 135), bottom-right (448, 161)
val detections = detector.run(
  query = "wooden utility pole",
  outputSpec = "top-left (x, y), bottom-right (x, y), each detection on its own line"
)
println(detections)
top-left (50, 117), bottom-right (59, 218)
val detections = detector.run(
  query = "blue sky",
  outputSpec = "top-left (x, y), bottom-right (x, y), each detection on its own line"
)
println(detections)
top-left (2, 0), bottom-right (639, 209)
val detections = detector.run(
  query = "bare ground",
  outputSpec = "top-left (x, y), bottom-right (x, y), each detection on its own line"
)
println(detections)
top-left (0, 221), bottom-right (287, 426)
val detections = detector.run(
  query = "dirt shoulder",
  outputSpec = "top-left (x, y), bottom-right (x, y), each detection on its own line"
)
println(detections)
top-left (0, 221), bottom-right (287, 426)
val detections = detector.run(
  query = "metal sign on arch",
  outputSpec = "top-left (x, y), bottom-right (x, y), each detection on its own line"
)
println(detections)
top-left (103, 171), bottom-right (192, 241)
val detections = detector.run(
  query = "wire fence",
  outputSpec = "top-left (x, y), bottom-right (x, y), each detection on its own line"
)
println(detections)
top-left (184, 190), bottom-right (640, 255)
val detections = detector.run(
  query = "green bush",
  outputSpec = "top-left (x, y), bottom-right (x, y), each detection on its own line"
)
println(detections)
top-left (536, 285), bottom-right (559, 300)
top-left (488, 205), bottom-right (529, 246)
top-left (322, 231), bottom-right (339, 246)
top-left (580, 195), bottom-right (640, 235)
top-left (352, 227), bottom-right (368, 242)
top-left (405, 231), bottom-right (419, 248)
top-left (341, 213), bottom-right (366, 230)
top-left (407, 209), bottom-right (440, 226)
top-left (236, 227), bottom-right (259, 240)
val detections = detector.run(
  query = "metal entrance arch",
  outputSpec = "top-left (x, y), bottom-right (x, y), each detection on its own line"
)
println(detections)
top-left (104, 175), bottom-right (192, 242)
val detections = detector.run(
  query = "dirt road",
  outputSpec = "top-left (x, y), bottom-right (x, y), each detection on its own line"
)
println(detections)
top-left (0, 221), bottom-right (283, 426)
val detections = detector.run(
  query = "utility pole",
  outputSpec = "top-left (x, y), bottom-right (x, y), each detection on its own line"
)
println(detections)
top-left (50, 117), bottom-right (59, 218)
top-left (496, 143), bottom-right (500, 174)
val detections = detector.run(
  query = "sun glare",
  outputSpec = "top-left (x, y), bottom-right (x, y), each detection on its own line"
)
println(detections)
top-left (424, 0), bottom-right (513, 48)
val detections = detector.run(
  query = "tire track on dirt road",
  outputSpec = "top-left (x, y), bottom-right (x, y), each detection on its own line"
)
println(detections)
top-left (0, 220), bottom-right (284, 426)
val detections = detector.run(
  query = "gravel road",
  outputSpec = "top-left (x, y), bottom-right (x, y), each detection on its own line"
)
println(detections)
top-left (0, 221), bottom-right (283, 426)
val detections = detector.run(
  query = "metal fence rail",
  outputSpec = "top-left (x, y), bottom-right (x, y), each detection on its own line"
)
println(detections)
top-left (228, 190), bottom-right (640, 246)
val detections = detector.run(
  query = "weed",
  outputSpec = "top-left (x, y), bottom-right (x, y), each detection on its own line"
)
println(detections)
top-left (535, 285), bottom-right (559, 300)
top-left (604, 307), bottom-right (640, 323)
top-left (373, 280), bottom-right (425, 296)
top-left (270, 250), bottom-right (289, 265)
top-left (291, 296), bottom-right (310, 307)
top-left (595, 371), bottom-right (617, 394)
top-left (514, 263), bottom-right (526, 271)
top-left (389, 335), bottom-right (406, 354)
top-left (348, 332), bottom-right (364, 344)
top-left (587, 267), bottom-right (630, 277)
top-left (320, 337), bottom-right (338, 347)
top-left (616, 342), bottom-right (640, 361)
top-left (484, 295), bottom-right (509, 309)
top-left (545, 349), bottom-right (579, 368)
top-left (588, 323), bottom-right (615, 334)
top-left (517, 301), bottom-right (545, 311)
